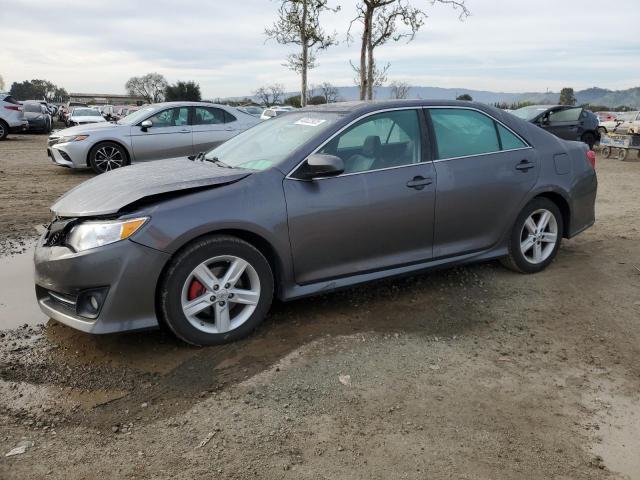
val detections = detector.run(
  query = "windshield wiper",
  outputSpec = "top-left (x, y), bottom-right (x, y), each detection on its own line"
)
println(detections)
top-left (189, 151), bottom-right (233, 168)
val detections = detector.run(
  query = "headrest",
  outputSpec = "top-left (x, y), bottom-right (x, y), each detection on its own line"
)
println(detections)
top-left (363, 135), bottom-right (381, 157)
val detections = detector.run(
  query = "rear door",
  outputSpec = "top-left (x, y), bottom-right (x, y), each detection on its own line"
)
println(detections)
top-left (130, 106), bottom-right (193, 161)
top-left (283, 108), bottom-right (436, 285)
top-left (427, 107), bottom-right (537, 258)
top-left (543, 107), bottom-right (583, 141)
top-left (191, 106), bottom-right (238, 153)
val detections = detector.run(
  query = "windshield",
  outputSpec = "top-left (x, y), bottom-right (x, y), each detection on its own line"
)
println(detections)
top-left (72, 108), bottom-right (101, 117)
top-left (204, 111), bottom-right (342, 170)
top-left (512, 106), bottom-right (552, 121)
top-left (118, 106), bottom-right (154, 125)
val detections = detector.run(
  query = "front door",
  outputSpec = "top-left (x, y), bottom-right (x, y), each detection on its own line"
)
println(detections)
top-left (283, 109), bottom-right (436, 285)
top-left (130, 106), bottom-right (193, 161)
top-left (427, 107), bottom-right (538, 258)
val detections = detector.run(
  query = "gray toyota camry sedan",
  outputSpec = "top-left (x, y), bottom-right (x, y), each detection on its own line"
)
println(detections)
top-left (34, 100), bottom-right (597, 345)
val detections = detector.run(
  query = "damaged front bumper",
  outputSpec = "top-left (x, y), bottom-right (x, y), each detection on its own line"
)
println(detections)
top-left (34, 225), bottom-right (170, 334)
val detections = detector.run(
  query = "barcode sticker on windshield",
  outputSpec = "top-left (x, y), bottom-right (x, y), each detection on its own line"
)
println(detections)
top-left (294, 118), bottom-right (326, 127)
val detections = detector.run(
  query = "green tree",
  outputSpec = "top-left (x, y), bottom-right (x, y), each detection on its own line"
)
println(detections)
top-left (265, 0), bottom-right (339, 107)
top-left (9, 79), bottom-right (67, 101)
top-left (559, 87), bottom-right (577, 106)
top-left (125, 73), bottom-right (167, 103)
top-left (456, 93), bottom-right (472, 101)
top-left (165, 81), bottom-right (202, 101)
top-left (0, 74), bottom-right (5, 91)
top-left (284, 94), bottom-right (302, 107)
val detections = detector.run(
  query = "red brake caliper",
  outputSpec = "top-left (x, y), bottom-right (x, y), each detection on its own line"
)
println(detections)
top-left (187, 279), bottom-right (206, 301)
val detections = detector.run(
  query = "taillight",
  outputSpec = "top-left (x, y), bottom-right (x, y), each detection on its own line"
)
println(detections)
top-left (4, 105), bottom-right (22, 111)
top-left (586, 150), bottom-right (596, 169)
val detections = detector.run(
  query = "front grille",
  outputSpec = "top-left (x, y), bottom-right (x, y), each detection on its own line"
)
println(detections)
top-left (48, 136), bottom-right (60, 146)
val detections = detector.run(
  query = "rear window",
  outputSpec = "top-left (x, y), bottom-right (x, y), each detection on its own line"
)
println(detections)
top-left (24, 103), bottom-right (42, 113)
top-left (2, 95), bottom-right (20, 105)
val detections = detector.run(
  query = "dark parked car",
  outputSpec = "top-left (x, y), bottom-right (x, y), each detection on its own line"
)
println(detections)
top-left (34, 100), bottom-right (597, 346)
top-left (23, 101), bottom-right (52, 133)
top-left (513, 105), bottom-right (600, 149)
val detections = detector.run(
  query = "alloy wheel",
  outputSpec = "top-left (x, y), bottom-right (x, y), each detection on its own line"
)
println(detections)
top-left (519, 208), bottom-right (558, 264)
top-left (180, 255), bottom-right (261, 334)
top-left (94, 145), bottom-right (125, 172)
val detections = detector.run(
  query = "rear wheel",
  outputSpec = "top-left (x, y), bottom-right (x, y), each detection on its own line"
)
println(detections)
top-left (89, 141), bottom-right (127, 174)
top-left (582, 132), bottom-right (596, 150)
top-left (602, 146), bottom-right (612, 158)
top-left (617, 149), bottom-right (628, 161)
top-left (0, 120), bottom-right (8, 140)
top-left (158, 235), bottom-right (274, 346)
top-left (501, 198), bottom-right (563, 274)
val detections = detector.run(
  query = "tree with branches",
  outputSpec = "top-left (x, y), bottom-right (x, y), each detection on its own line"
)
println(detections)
top-left (349, 0), bottom-right (469, 100)
top-left (559, 87), bottom-right (577, 106)
top-left (389, 80), bottom-right (411, 99)
top-left (318, 82), bottom-right (340, 103)
top-left (0, 74), bottom-right (5, 91)
top-left (254, 84), bottom-right (286, 106)
top-left (265, 0), bottom-right (339, 107)
top-left (125, 73), bottom-right (167, 103)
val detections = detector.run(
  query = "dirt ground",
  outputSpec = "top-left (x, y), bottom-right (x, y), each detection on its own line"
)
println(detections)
top-left (0, 134), bottom-right (639, 480)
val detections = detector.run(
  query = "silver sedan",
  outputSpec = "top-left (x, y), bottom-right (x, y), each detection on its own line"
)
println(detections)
top-left (47, 102), bottom-right (260, 174)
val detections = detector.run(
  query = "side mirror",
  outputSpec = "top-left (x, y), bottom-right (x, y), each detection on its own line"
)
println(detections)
top-left (296, 154), bottom-right (344, 180)
top-left (140, 119), bottom-right (152, 131)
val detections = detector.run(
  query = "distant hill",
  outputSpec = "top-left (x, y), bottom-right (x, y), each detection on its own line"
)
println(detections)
top-left (232, 85), bottom-right (640, 108)
top-left (331, 85), bottom-right (640, 108)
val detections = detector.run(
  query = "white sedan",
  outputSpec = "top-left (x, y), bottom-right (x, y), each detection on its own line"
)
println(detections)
top-left (66, 107), bottom-right (107, 127)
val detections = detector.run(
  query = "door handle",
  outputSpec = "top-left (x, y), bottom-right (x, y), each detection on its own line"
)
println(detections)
top-left (406, 176), bottom-right (433, 190)
top-left (179, 129), bottom-right (190, 133)
top-left (515, 160), bottom-right (534, 172)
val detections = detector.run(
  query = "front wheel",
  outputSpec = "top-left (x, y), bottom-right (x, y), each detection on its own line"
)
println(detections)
top-left (582, 132), bottom-right (596, 150)
top-left (0, 120), bottom-right (8, 140)
top-left (89, 141), bottom-right (127, 174)
top-left (158, 236), bottom-right (274, 346)
top-left (501, 198), bottom-right (563, 274)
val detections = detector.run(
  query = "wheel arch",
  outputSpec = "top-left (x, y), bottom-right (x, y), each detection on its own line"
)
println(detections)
top-left (154, 228), bottom-right (286, 305)
top-left (533, 191), bottom-right (571, 238)
top-left (85, 139), bottom-right (132, 168)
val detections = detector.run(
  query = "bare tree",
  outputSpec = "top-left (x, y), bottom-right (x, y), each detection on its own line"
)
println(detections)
top-left (318, 82), bottom-right (340, 103)
top-left (254, 83), bottom-right (286, 106)
top-left (389, 80), bottom-right (411, 99)
top-left (350, 59), bottom-right (389, 97)
top-left (349, 0), bottom-right (469, 100)
top-left (265, 0), bottom-right (339, 107)
top-left (125, 73), bottom-right (168, 103)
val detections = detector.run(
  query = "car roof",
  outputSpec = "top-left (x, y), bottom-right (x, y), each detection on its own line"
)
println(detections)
top-left (299, 99), bottom-right (508, 116)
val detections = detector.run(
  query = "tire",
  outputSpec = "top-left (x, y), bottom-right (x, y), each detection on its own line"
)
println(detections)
top-left (0, 120), bottom-right (8, 140)
top-left (158, 235), bottom-right (274, 346)
top-left (598, 126), bottom-right (607, 136)
top-left (500, 198), bottom-right (563, 274)
top-left (89, 141), bottom-right (127, 174)
top-left (602, 146), bottom-right (611, 158)
top-left (582, 132), bottom-right (596, 150)
top-left (617, 149), bottom-right (628, 161)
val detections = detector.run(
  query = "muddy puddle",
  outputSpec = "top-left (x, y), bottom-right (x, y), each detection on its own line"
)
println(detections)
top-left (0, 244), bottom-right (48, 330)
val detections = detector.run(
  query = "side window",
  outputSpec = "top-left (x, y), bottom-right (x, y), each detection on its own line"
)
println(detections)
top-left (429, 109), bottom-right (499, 159)
top-left (224, 110), bottom-right (236, 123)
top-left (320, 110), bottom-right (422, 174)
top-left (497, 124), bottom-right (527, 150)
top-left (548, 108), bottom-right (581, 123)
top-left (193, 107), bottom-right (226, 125)
top-left (148, 107), bottom-right (189, 127)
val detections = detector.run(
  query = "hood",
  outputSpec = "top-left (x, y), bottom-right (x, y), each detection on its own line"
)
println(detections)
top-left (52, 122), bottom-right (121, 136)
top-left (51, 159), bottom-right (252, 217)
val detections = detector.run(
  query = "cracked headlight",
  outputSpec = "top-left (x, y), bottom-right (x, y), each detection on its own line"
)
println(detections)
top-left (66, 217), bottom-right (148, 252)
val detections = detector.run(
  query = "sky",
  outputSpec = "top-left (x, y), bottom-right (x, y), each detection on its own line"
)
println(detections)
top-left (1, 0), bottom-right (638, 98)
